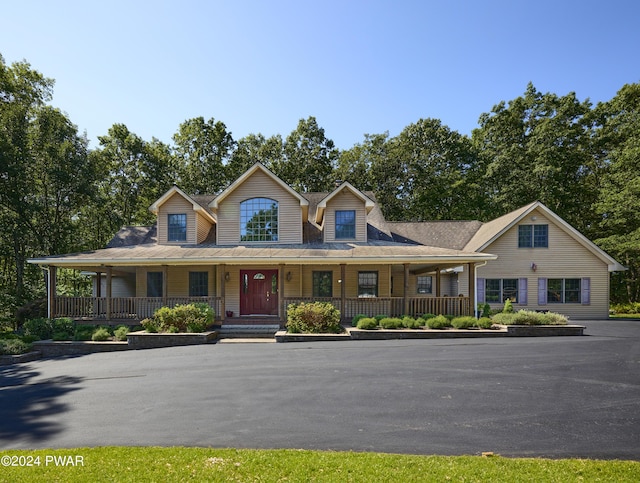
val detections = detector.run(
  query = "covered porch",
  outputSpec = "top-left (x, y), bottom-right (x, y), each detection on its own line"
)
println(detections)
top-left (43, 260), bottom-right (480, 324)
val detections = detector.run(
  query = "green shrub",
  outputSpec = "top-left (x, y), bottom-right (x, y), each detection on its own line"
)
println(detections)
top-left (374, 315), bottom-right (388, 322)
top-left (286, 302), bottom-right (342, 334)
top-left (503, 299), bottom-right (514, 313)
top-left (0, 338), bottom-right (32, 355)
top-left (141, 318), bottom-right (159, 333)
top-left (402, 316), bottom-right (422, 329)
top-left (143, 304), bottom-right (214, 333)
top-left (475, 317), bottom-right (494, 329)
top-left (451, 316), bottom-right (476, 329)
top-left (0, 332), bottom-right (19, 340)
top-left (52, 331), bottom-right (72, 341)
top-left (611, 302), bottom-right (640, 314)
top-left (91, 327), bottom-right (111, 341)
top-left (356, 317), bottom-right (378, 330)
top-left (379, 317), bottom-right (403, 329)
top-left (505, 310), bottom-right (569, 326)
top-left (479, 303), bottom-right (491, 318)
top-left (74, 325), bottom-right (96, 340)
top-left (351, 314), bottom-right (369, 327)
top-left (421, 313), bottom-right (436, 320)
top-left (491, 312), bottom-right (517, 325)
top-left (511, 310), bottom-right (547, 325)
top-left (114, 325), bottom-right (130, 341)
top-left (22, 317), bottom-right (54, 340)
top-left (542, 311), bottom-right (568, 325)
top-left (427, 315), bottom-right (451, 329)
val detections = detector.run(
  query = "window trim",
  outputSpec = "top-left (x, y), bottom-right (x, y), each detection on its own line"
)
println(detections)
top-left (240, 197), bottom-right (279, 243)
top-left (167, 213), bottom-right (187, 242)
top-left (335, 210), bottom-right (356, 240)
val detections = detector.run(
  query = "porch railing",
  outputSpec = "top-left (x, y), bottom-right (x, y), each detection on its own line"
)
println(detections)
top-left (54, 296), bottom-right (223, 321)
top-left (283, 296), bottom-right (470, 320)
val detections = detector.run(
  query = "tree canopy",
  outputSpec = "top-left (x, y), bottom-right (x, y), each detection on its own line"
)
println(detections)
top-left (1, 52), bottom-right (639, 322)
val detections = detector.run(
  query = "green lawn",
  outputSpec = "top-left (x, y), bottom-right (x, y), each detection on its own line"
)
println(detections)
top-left (0, 447), bottom-right (638, 482)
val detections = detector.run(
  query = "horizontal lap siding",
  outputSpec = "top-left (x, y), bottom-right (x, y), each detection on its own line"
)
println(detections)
top-left (217, 170), bottom-right (303, 244)
top-left (136, 266), bottom-right (216, 297)
top-left (477, 208), bottom-right (609, 319)
top-left (323, 191), bottom-right (367, 242)
top-left (196, 212), bottom-right (213, 243)
top-left (157, 193), bottom-right (197, 244)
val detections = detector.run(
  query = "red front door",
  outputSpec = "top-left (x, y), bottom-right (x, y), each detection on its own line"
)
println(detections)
top-left (240, 270), bottom-right (279, 316)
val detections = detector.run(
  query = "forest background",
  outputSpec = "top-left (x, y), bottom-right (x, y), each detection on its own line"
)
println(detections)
top-left (1, 53), bottom-right (639, 321)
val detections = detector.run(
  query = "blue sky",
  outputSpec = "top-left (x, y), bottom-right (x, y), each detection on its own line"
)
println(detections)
top-left (2, 0), bottom-right (638, 150)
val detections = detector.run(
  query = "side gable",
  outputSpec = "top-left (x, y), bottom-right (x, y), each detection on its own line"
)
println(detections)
top-left (465, 202), bottom-right (625, 272)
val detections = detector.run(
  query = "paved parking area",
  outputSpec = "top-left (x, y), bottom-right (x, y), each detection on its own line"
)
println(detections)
top-left (1, 320), bottom-right (639, 459)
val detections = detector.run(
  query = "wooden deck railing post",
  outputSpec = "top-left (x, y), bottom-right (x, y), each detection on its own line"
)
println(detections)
top-left (105, 266), bottom-right (112, 320)
top-left (340, 264), bottom-right (346, 322)
top-left (403, 263), bottom-right (409, 316)
top-left (48, 266), bottom-right (57, 319)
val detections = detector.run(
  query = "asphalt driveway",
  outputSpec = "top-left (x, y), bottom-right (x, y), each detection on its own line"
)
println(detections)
top-left (1, 319), bottom-right (639, 460)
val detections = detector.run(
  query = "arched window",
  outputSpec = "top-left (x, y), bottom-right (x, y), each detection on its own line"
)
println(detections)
top-left (240, 198), bottom-right (279, 242)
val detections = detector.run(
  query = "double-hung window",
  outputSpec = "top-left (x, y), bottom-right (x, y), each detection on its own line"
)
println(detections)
top-left (548, 278), bottom-right (581, 303)
top-left (485, 279), bottom-right (518, 303)
top-left (312, 271), bottom-right (333, 297)
top-left (189, 272), bottom-right (208, 297)
top-left (518, 224), bottom-right (548, 248)
top-left (358, 271), bottom-right (378, 297)
top-left (335, 210), bottom-right (356, 239)
top-left (168, 214), bottom-right (187, 242)
top-left (147, 272), bottom-right (163, 297)
top-left (416, 276), bottom-right (432, 294)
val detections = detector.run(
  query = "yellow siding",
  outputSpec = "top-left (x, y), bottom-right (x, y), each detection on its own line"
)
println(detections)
top-left (157, 193), bottom-right (196, 244)
top-left (300, 265), bottom-right (340, 297)
top-left (217, 170), bottom-right (303, 244)
top-left (476, 208), bottom-right (610, 319)
top-left (323, 190), bottom-right (367, 242)
top-left (136, 266), bottom-right (216, 297)
top-left (390, 267), bottom-right (453, 297)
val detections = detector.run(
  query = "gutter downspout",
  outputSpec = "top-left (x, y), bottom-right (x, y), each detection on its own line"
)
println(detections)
top-left (474, 261), bottom-right (488, 318)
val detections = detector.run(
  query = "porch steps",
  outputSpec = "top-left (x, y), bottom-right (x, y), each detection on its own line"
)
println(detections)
top-left (216, 319), bottom-right (281, 340)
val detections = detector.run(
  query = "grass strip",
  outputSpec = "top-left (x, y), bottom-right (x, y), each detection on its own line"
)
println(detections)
top-left (0, 447), bottom-right (638, 482)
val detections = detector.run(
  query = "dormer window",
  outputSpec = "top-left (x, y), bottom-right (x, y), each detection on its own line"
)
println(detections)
top-left (335, 210), bottom-right (356, 239)
top-left (168, 214), bottom-right (187, 241)
top-left (240, 198), bottom-right (279, 242)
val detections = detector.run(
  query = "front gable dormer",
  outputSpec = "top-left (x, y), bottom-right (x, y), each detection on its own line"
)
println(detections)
top-left (209, 163), bottom-right (309, 245)
top-left (150, 186), bottom-right (216, 245)
top-left (316, 182), bottom-right (374, 243)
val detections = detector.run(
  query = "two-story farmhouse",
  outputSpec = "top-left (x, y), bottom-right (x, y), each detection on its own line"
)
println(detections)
top-left (29, 163), bottom-right (624, 323)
